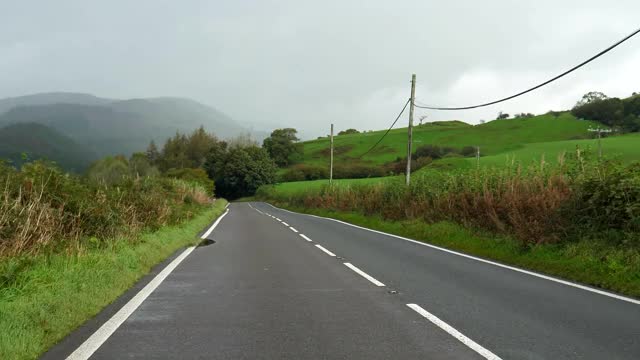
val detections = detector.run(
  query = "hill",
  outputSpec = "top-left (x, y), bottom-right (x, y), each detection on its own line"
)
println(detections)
top-left (300, 113), bottom-right (602, 167)
top-left (0, 92), bottom-right (113, 114)
top-left (0, 93), bottom-right (262, 163)
top-left (0, 123), bottom-right (96, 172)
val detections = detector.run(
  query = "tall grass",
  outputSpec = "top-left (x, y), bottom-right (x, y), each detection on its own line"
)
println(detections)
top-left (0, 160), bottom-right (211, 256)
top-left (259, 149), bottom-right (640, 246)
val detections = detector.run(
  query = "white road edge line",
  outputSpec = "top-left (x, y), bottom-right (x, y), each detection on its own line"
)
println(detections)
top-left (344, 262), bottom-right (385, 287)
top-left (299, 234), bottom-right (313, 242)
top-left (224, 203), bottom-right (230, 209)
top-left (263, 203), bottom-right (640, 305)
top-left (289, 227), bottom-right (299, 233)
top-left (201, 209), bottom-right (230, 239)
top-left (315, 244), bottom-right (336, 257)
top-left (407, 304), bottom-right (502, 360)
top-left (281, 222), bottom-right (289, 226)
top-left (67, 247), bottom-right (196, 360)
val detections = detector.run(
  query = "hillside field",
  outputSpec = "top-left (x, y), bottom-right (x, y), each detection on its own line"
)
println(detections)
top-left (301, 113), bottom-right (604, 167)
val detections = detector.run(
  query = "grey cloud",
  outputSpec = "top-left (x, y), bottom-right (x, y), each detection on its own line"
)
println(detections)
top-left (1, 0), bottom-right (639, 139)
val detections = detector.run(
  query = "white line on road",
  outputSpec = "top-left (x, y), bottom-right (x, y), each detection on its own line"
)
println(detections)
top-left (299, 234), bottom-right (313, 242)
top-left (289, 227), bottom-right (299, 233)
top-left (67, 247), bottom-right (197, 360)
top-left (263, 203), bottom-right (640, 305)
top-left (275, 218), bottom-right (282, 221)
top-left (344, 262), bottom-right (385, 287)
top-left (281, 222), bottom-right (289, 226)
top-left (201, 209), bottom-right (230, 239)
top-left (407, 304), bottom-right (502, 360)
top-left (315, 244), bottom-right (336, 257)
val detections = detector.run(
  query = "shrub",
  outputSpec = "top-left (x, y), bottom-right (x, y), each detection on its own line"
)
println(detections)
top-left (281, 164), bottom-right (329, 182)
top-left (0, 161), bottom-right (211, 256)
top-left (461, 146), bottom-right (476, 157)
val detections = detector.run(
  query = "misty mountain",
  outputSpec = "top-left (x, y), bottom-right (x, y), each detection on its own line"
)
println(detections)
top-left (0, 92), bottom-right (113, 114)
top-left (0, 123), bottom-right (96, 172)
top-left (0, 93), bottom-right (263, 161)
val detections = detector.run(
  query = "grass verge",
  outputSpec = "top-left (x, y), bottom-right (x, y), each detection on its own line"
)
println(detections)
top-left (270, 203), bottom-right (640, 299)
top-left (0, 199), bottom-right (228, 360)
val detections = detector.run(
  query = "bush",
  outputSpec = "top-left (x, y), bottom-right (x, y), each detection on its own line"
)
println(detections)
top-left (165, 167), bottom-right (215, 195)
top-left (0, 160), bottom-right (211, 256)
top-left (281, 164), bottom-right (329, 182)
top-left (338, 128), bottom-right (360, 135)
top-left (461, 146), bottom-right (476, 157)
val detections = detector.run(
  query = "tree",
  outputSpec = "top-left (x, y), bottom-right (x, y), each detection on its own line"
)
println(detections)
top-left (496, 111), bottom-right (509, 120)
top-left (129, 152), bottom-right (159, 178)
top-left (575, 91), bottom-right (608, 107)
top-left (338, 128), bottom-right (360, 135)
top-left (209, 146), bottom-right (277, 199)
top-left (262, 128), bottom-right (303, 167)
top-left (145, 140), bottom-right (160, 165)
top-left (165, 167), bottom-right (215, 195)
top-left (572, 97), bottom-right (624, 127)
top-left (513, 112), bottom-right (534, 119)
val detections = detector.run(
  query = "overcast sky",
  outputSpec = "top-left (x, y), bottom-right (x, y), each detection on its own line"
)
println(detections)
top-left (1, 0), bottom-right (639, 139)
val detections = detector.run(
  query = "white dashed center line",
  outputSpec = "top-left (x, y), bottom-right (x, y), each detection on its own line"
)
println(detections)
top-left (343, 263), bottom-right (385, 287)
top-left (315, 244), bottom-right (336, 257)
top-left (407, 304), bottom-right (502, 359)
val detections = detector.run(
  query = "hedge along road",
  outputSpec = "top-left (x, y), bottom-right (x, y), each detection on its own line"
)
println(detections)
top-left (45, 202), bottom-right (640, 359)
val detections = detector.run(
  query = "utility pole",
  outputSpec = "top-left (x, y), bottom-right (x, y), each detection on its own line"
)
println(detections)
top-left (476, 146), bottom-right (480, 168)
top-left (406, 74), bottom-right (416, 185)
top-left (330, 123), bottom-right (334, 184)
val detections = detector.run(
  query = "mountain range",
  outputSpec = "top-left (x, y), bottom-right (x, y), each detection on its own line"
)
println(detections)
top-left (0, 92), bottom-right (261, 171)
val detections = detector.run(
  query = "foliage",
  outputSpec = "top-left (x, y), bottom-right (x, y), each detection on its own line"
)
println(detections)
top-left (338, 128), bottom-right (360, 135)
top-left (514, 113), bottom-right (535, 119)
top-left (496, 111), bottom-right (510, 120)
top-left (165, 168), bottom-right (215, 195)
top-left (206, 146), bottom-right (277, 199)
top-left (259, 151), bottom-right (640, 248)
top-left (0, 160), bottom-right (211, 256)
top-left (281, 164), bottom-right (329, 182)
top-left (571, 92), bottom-right (640, 132)
top-left (0, 202), bottom-right (227, 360)
top-left (262, 128), bottom-right (303, 167)
top-left (154, 127), bottom-right (221, 171)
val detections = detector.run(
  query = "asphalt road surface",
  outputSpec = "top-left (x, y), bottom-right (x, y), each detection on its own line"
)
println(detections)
top-left (45, 202), bottom-right (640, 359)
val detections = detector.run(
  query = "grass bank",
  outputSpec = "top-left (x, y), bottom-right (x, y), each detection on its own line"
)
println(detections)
top-left (270, 204), bottom-right (640, 299)
top-left (0, 199), bottom-right (227, 360)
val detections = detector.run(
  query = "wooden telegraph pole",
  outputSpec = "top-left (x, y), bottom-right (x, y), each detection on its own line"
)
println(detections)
top-left (330, 123), bottom-right (334, 184)
top-left (405, 74), bottom-right (416, 185)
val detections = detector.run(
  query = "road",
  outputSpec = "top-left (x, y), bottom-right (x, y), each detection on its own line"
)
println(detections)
top-left (45, 202), bottom-right (640, 359)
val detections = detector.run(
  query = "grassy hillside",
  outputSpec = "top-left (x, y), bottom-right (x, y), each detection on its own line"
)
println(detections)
top-left (301, 113), bottom-right (602, 167)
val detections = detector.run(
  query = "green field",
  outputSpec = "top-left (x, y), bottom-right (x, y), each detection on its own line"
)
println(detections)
top-left (264, 176), bottom-right (398, 196)
top-left (302, 113), bottom-right (604, 167)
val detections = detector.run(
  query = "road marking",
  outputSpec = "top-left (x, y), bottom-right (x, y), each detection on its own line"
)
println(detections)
top-left (224, 203), bottom-right (230, 209)
top-left (201, 209), bottom-right (230, 239)
top-left (407, 304), bottom-right (501, 360)
top-left (264, 203), bottom-right (640, 305)
top-left (300, 234), bottom-right (313, 242)
top-left (344, 262), bottom-right (385, 287)
top-left (275, 218), bottom-right (282, 221)
top-left (315, 244), bottom-right (336, 257)
top-left (66, 247), bottom-right (196, 360)
top-left (282, 222), bottom-right (289, 226)
top-left (289, 227), bottom-right (299, 233)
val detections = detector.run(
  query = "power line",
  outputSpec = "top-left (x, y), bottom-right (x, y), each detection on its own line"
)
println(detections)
top-left (358, 98), bottom-right (411, 158)
top-left (414, 26), bottom-right (640, 111)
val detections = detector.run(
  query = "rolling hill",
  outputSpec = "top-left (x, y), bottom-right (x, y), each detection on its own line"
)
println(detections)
top-left (300, 112), bottom-right (604, 167)
top-left (0, 92), bottom-right (263, 165)
top-left (0, 123), bottom-right (96, 172)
